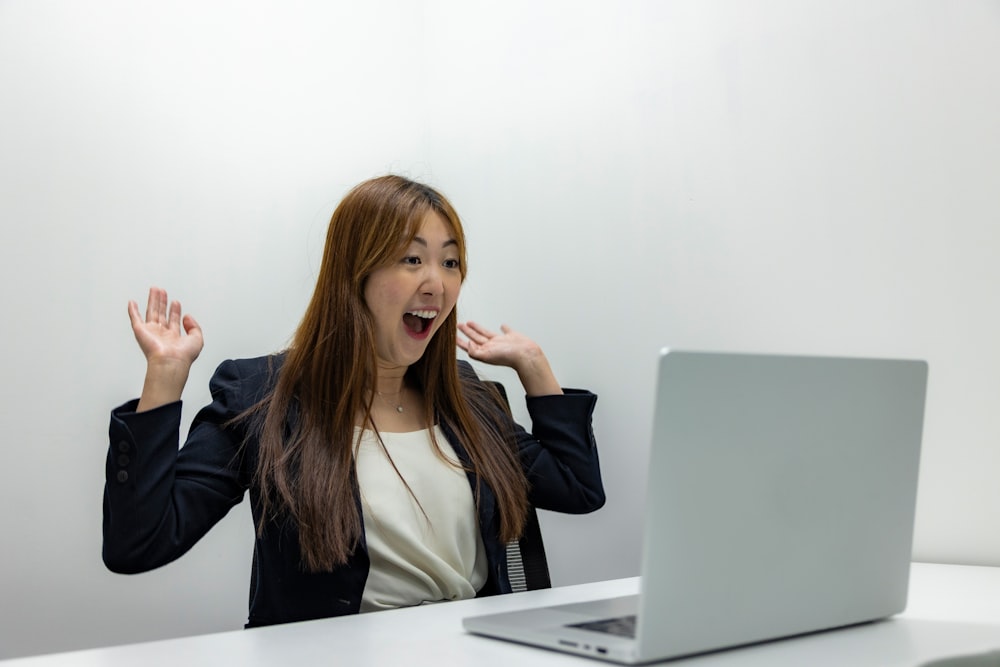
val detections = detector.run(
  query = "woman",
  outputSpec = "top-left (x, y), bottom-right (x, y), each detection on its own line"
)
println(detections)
top-left (103, 175), bottom-right (604, 627)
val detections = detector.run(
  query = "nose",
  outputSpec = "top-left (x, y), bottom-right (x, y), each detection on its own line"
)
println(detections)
top-left (420, 265), bottom-right (444, 296)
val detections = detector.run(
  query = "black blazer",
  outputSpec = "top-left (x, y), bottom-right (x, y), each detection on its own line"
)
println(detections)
top-left (103, 355), bottom-right (604, 627)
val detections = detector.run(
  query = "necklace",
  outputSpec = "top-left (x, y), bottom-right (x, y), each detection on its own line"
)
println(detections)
top-left (375, 389), bottom-right (405, 413)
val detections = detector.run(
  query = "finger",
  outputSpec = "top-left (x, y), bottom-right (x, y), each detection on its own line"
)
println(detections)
top-left (145, 288), bottom-right (158, 323)
top-left (500, 324), bottom-right (513, 335)
top-left (456, 330), bottom-right (478, 350)
top-left (169, 300), bottom-right (183, 331)
top-left (127, 300), bottom-right (141, 326)
top-left (461, 321), bottom-right (494, 342)
top-left (465, 320), bottom-right (491, 334)
top-left (457, 322), bottom-right (479, 342)
top-left (155, 287), bottom-right (170, 325)
top-left (182, 315), bottom-right (206, 357)
top-left (182, 313), bottom-right (202, 337)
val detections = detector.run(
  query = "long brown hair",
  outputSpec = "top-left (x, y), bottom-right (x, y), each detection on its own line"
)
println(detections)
top-left (253, 175), bottom-right (527, 573)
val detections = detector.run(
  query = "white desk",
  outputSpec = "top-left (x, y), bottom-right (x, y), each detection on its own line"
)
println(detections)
top-left (4, 563), bottom-right (999, 666)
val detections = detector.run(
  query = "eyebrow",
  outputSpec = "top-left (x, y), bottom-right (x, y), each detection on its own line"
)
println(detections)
top-left (412, 236), bottom-right (458, 249)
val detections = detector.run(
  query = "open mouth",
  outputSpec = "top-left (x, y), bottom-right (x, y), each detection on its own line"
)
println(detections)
top-left (402, 309), bottom-right (437, 335)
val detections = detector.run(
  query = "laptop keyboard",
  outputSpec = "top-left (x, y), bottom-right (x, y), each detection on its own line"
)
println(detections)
top-left (568, 615), bottom-right (637, 638)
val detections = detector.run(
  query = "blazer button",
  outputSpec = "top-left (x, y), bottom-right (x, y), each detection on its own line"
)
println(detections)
top-left (116, 470), bottom-right (129, 483)
top-left (117, 454), bottom-right (130, 467)
top-left (118, 441), bottom-right (130, 453)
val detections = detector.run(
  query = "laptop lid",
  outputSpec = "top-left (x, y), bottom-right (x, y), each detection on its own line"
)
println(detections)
top-left (463, 349), bottom-right (927, 664)
top-left (634, 349), bottom-right (927, 659)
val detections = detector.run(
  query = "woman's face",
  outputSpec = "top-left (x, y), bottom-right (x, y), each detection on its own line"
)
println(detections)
top-left (364, 210), bottom-right (463, 373)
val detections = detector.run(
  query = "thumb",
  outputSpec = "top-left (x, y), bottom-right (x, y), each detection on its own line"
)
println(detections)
top-left (182, 313), bottom-right (201, 335)
top-left (127, 300), bottom-right (142, 328)
top-left (182, 315), bottom-right (204, 345)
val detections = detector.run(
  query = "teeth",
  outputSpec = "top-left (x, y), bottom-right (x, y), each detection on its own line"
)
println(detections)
top-left (407, 310), bottom-right (437, 319)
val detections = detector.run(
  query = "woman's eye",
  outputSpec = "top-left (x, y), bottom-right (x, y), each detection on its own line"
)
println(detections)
top-left (401, 256), bottom-right (421, 266)
top-left (443, 258), bottom-right (460, 269)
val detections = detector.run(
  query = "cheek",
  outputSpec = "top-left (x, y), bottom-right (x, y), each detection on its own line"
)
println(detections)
top-left (364, 274), bottom-right (404, 313)
top-left (442, 282), bottom-right (461, 314)
top-left (446, 276), bottom-right (463, 300)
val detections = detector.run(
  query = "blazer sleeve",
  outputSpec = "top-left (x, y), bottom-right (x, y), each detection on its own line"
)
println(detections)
top-left (102, 358), bottom-right (259, 574)
top-left (516, 389), bottom-right (606, 514)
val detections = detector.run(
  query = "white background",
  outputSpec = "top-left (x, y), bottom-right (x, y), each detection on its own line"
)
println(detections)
top-left (1, 0), bottom-right (997, 659)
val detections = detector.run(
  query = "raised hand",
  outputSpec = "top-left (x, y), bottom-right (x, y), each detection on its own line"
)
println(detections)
top-left (128, 287), bottom-right (204, 411)
top-left (128, 287), bottom-right (204, 365)
top-left (456, 321), bottom-right (563, 397)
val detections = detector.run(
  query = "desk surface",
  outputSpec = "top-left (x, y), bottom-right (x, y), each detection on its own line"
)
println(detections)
top-left (4, 563), bottom-right (1000, 666)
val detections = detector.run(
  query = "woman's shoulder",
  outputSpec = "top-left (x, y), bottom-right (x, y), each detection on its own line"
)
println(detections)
top-left (208, 352), bottom-right (288, 404)
top-left (218, 352), bottom-right (287, 376)
top-left (455, 360), bottom-right (513, 412)
top-left (457, 358), bottom-right (478, 380)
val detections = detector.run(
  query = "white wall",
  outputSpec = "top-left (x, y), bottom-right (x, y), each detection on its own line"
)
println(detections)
top-left (1, 0), bottom-right (998, 659)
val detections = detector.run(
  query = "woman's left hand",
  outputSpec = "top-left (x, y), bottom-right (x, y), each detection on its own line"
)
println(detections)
top-left (457, 321), bottom-right (563, 396)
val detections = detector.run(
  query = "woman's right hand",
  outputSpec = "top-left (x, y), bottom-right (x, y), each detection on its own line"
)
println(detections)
top-left (128, 287), bottom-right (204, 411)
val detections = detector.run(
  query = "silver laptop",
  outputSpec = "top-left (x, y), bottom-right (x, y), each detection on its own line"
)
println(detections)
top-left (464, 349), bottom-right (928, 664)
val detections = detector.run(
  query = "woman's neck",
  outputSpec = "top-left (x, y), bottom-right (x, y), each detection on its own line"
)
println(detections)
top-left (375, 377), bottom-right (406, 396)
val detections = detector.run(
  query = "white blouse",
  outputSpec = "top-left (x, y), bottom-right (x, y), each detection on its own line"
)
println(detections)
top-left (354, 425), bottom-right (488, 612)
